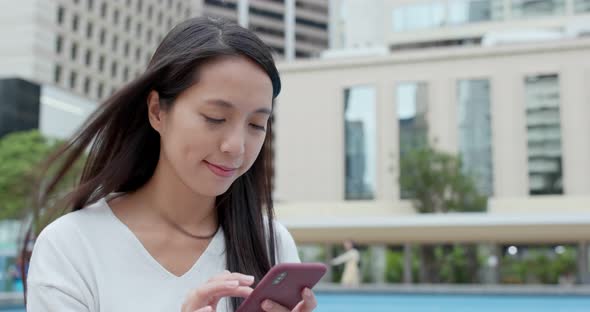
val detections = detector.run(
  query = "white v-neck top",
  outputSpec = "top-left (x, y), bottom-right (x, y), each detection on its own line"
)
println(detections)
top-left (26, 196), bottom-right (300, 312)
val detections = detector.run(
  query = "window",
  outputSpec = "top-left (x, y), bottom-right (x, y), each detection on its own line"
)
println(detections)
top-left (157, 12), bottom-right (163, 25)
top-left (574, 0), bottom-right (590, 12)
top-left (99, 28), bottom-right (106, 44)
top-left (136, 22), bottom-right (142, 36)
top-left (86, 22), bottom-right (93, 39)
top-left (113, 10), bottom-right (120, 25)
top-left (56, 35), bottom-right (63, 53)
top-left (84, 77), bottom-right (91, 95)
top-left (512, 0), bottom-right (565, 18)
top-left (100, 2), bottom-right (107, 18)
top-left (525, 74), bottom-right (563, 195)
top-left (111, 61), bottom-right (118, 78)
top-left (97, 82), bottom-right (104, 98)
top-left (457, 79), bottom-right (494, 196)
top-left (112, 35), bottom-right (119, 51)
top-left (448, 0), bottom-right (504, 25)
top-left (397, 82), bottom-right (429, 198)
top-left (344, 86), bottom-right (377, 200)
top-left (137, 0), bottom-right (143, 12)
top-left (125, 16), bottom-right (131, 31)
top-left (98, 55), bottom-right (105, 72)
top-left (124, 41), bottom-right (130, 57)
top-left (71, 42), bottom-right (78, 61)
top-left (123, 66), bottom-right (129, 81)
top-left (72, 14), bottom-right (79, 32)
top-left (54, 64), bottom-right (62, 83)
top-left (87, 0), bottom-right (93, 10)
top-left (147, 29), bottom-right (152, 43)
top-left (57, 6), bottom-right (64, 25)
top-left (148, 5), bottom-right (153, 18)
top-left (69, 71), bottom-right (77, 88)
top-left (392, 2), bottom-right (445, 32)
top-left (85, 49), bottom-right (92, 66)
top-left (135, 47), bottom-right (141, 60)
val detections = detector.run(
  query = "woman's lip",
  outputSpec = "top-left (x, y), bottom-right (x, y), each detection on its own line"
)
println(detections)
top-left (204, 161), bottom-right (237, 177)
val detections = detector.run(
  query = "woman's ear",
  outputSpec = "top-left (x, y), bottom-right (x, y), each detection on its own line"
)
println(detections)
top-left (147, 90), bottom-right (164, 133)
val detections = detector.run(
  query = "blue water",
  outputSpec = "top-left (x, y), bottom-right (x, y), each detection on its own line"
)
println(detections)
top-left (316, 293), bottom-right (590, 312)
top-left (3, 293), bottom-right (590, 311)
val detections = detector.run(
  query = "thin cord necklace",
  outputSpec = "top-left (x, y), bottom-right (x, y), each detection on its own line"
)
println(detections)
top-left (159, 214), bottom-right (220, 240)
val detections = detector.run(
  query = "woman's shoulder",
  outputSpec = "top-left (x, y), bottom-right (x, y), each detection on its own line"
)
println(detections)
top-left (266, 218), bottom-right (300, 263)
top-left (35, 198), bottom-right (112, 246)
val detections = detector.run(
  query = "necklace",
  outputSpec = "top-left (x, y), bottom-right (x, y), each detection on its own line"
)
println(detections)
top-left (160, 214), bottom-right (220, 240)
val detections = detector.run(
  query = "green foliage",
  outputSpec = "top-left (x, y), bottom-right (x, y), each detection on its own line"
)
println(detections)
top-left (0, 131), bottom-right (57, 220)
top-left (385, 249), bottom-right (420, 283)
top-left (0, 130), bottom-right (84, 221)
top-left (501, 246), bottom-right (577, 284)
top-left (399, 146), bottom-right (487, 213)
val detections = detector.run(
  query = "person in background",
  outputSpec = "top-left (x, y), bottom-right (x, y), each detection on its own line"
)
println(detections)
top-left (329, 240), bottom-right (360, 287)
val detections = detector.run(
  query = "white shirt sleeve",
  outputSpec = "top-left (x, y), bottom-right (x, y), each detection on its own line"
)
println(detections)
top-left (26, 223), bottom-right (94, 312)
top-left (273, 221), bottom-right (301, 264)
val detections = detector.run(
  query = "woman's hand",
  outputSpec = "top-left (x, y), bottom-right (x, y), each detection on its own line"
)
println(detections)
top-left (260, 287), bottom-right (317, 312)
top-left (181, 270), bottom-right (255, 312)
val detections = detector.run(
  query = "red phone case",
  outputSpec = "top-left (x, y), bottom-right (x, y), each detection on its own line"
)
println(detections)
top-left (236, 262), bottom-right (327, 312)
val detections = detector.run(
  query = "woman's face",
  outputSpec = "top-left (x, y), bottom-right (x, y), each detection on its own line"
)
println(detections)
top-left (149, 55), bottom-right (273, 197)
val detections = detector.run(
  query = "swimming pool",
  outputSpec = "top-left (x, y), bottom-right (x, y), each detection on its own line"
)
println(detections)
top-left (316, 293), bottom-right (590, 312)
top-left (3, 293), bottom-right (590, 311)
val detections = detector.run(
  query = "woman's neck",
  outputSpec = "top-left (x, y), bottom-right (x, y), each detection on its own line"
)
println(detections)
top-left (133, 156), bottom-right (218, 235)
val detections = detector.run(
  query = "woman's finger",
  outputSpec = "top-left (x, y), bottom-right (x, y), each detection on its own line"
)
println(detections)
top-left (183, 281), bottom-right (253, 311)
top-left (208, 272), bottom-right (255, 286)
top-left (193, 306), bottom-right (213, 312)
top-left (293, 288), bottom-right (317, 312)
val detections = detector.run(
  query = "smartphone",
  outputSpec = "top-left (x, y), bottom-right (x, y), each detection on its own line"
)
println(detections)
top-left (236, 262), bottom-right (327, 312)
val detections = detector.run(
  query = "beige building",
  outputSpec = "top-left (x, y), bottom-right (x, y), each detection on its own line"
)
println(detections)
top-left (0, 0), bottom-right (200, 101)
top-left (273, 34), bottom-right (590, 237)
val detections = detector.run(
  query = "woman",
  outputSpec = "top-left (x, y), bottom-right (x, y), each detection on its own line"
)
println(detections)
top-left (24, 17), bottom-right (317, 312)
top-left (329, 240), bottom-right (360, 287)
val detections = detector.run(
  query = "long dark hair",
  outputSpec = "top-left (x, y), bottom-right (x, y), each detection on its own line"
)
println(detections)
top-left (23, 16), bottom-right (281, 311)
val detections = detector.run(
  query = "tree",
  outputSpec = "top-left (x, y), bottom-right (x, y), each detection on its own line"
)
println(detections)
top-left (399, 146), bottom-right (487, 283)
top-left (0, 130), bottom-right (83, 221)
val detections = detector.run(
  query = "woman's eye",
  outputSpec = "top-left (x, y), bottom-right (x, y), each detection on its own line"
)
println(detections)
top-left (203, 115), bottom-right (225, 124)
top-left (250, 124), bottom-right (266, 132)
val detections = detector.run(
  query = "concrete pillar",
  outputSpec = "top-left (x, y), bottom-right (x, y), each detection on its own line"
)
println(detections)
top-left (324, 243), bottom-right (333, 283)
top-left (370, 244), bottom-right (387, 284)
top-left (578, 241), bottom-right (589, 284)
top-left (482, 244), bottom-right (501, 284)
top-left (403, 243), bottom-right (413, 284)
top-left (238, 0), bottom-right (249, 28)
top-left (284, 0), bottom-right (296, 61)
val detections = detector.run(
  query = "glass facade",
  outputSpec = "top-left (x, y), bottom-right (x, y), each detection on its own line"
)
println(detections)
top-left (512, 0), bottom-right (565, 18)
top-left (397, 82), bottom-right (429, 199)
top-left (448, 0), bottom-right (504, 25)
top-left (391, 0), bottom-right (581, 32)
top-left (344, 86), bottom-right (377, 200)
top-left (575, 0), bottom-right (590, 13)
top-left (525, 74), bottom-right (563, 195)
top-left (457, 79), bottom-right (494, 196)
